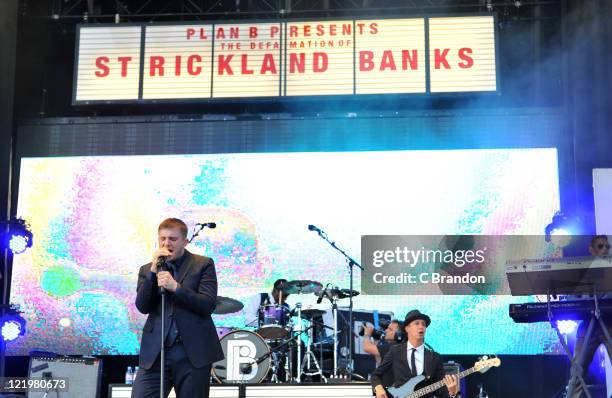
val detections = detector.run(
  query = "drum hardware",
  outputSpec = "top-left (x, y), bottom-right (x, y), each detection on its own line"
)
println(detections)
top-left (308, 224), bottom-right (363, 381)
top-left (292, 307), bottom-right (328, 380)
top-left (278, 279), bottom-right (321, 382)
top-left (245, 325), bottom-right (308, 383)
top-left (316, 285), bottom-right (341, 377)
top-left (294, 302), bottom-right (304, 382)
top-left (328, 288), bottom-right (359, 300)
top-left (331, 292), bottom-right (339, 377)
top-left (316, 285), bottom-right (360, 377)
top-left (301, 316), bottom-right (327, 382)
top-left (218, 278), bottom-right (362, 384)
top-left (296, 308), bottom-right (326, 319)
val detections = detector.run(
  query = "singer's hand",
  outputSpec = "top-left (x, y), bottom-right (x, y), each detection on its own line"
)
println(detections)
top-left (157, 271), bottom-right (179, 292)
top-left (151, 248), bottom-right (171, 273)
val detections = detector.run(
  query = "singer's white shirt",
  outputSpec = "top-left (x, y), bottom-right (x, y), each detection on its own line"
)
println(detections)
top-left (407, 342), bottom-right (425, 376)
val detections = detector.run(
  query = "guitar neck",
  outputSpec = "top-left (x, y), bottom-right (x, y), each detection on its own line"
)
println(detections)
top-left (405, 366), bottom-right (477, 398)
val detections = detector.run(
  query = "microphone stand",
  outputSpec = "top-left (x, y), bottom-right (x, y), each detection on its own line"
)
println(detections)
top-left (157, 260), bottom-right (168, 398)
top-left (155, 223), bottom-right (213, 395)
top-left (311, 228), bottom-right (363, 380)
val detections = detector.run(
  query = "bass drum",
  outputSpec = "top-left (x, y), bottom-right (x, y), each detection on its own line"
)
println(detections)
top-left (213, 329), bottom-right (271, 383)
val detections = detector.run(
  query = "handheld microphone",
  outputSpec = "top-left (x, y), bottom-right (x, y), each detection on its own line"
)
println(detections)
top-left (156, 256), bottom-right (168, 293)
top-left (308, 224), bottom-right (321, 233)
top-left (197, 222), bottom-right (216, 228)
top-left (317, 283), bottom-right (330, 304)
top-left (156, 256), bottom-right (167, 269)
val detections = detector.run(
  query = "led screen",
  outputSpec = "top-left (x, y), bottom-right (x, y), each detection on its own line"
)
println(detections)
top-left (10, 148), bottom-right (559, 355)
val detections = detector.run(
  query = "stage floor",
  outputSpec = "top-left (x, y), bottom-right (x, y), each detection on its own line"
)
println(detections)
top-left (109, 382), bottom-right (374, 397)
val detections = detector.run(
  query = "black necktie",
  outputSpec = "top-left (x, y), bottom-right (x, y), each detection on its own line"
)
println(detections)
top-left (410, 348), bottom-right (417, 377)
top-left (164, 262), bottom-right (179, 347)
top-left (167, 262), bottom-right (176, 278)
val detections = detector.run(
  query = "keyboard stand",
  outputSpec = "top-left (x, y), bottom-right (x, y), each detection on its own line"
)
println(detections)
top-left (506, 257), bottom-right (612, 397)
top-left (546, 290), bottom-right (591, 398)
top-left (561, 291), bottom-right (612, 398)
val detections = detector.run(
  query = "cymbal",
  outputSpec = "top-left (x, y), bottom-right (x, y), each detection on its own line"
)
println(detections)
top-left (328, 288), bottom-right (359, 299)
top-left (279, 280), bottom-right (323, 294)
top-left (214, 296), bottom-right (244, 314)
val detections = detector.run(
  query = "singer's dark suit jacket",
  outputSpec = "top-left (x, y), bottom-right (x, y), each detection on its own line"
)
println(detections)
top-left (135, 250), bottom-right (224, 369)
top-left (371, 343), bottom-right (450, 398)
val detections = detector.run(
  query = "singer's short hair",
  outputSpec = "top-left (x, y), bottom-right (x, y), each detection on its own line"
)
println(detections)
top-left (158, 218), bottom-right (188, 238)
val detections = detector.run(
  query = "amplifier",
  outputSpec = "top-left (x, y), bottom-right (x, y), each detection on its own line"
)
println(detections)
top-left (444, 361), bottom-right (466, 397)
top-left (333, 308), bottom-right (394, 377)
top-left (28, 355), bottom-right (102, 398)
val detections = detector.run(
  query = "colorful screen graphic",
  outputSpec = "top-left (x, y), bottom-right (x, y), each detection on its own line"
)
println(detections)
top-left (10, 149), bottom-right (559, 355)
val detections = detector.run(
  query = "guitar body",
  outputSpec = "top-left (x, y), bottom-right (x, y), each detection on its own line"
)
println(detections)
top-left (386, 375), bottom-right (427, 398)
top-left (383, 357), bottom-right (501, 398)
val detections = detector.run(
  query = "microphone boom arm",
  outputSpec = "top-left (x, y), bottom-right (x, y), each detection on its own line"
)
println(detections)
top-left (188, 222), bottom-right (216, 244)
top-left (311, 227), bottom-right (363, 271)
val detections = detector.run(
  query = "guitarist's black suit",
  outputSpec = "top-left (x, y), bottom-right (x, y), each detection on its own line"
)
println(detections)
top-left (371, 342), bottom-right (450, 398)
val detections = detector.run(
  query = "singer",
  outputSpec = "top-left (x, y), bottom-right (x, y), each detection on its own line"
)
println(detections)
top-left (132, 218), bottom-right (224, 398)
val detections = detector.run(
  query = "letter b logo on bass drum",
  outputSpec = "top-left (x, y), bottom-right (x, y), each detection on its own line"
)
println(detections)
top-left (227, 339), bottom-right (257, 381)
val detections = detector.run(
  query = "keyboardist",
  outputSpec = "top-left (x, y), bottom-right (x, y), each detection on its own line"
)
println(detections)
top-left (567, 235), bottom-right (612, 398)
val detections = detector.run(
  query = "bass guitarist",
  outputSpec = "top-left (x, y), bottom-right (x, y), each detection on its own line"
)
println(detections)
top-left (372, 310), bottom-right (459, 398)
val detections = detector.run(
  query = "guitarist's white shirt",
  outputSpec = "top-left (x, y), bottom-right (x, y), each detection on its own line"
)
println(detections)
top-left (407, 342), bottom-right (425, 376)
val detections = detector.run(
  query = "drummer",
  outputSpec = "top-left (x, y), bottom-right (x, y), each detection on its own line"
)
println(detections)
top-left (244, 279), bottom-right (291, 328)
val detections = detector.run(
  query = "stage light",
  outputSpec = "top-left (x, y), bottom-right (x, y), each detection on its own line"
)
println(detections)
top-left (549, 229), bottom-right (572, 249)
top-left (550, 227), bottom-right (570, 236)
top-left (557, 320), bottom-right (578, 335)
top-left (2, 321), bottom-right (22, 342)
top-left (545, 212), bottom-right (579, 247)
top-left (2, 218), bottom-right (33, 255)
top-left (0, 307), bottom-right (26, 343)
top-left (9, 235), bottom-right (29, 254)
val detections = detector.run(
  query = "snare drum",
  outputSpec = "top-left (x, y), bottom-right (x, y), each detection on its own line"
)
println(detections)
top-left (257, 304), bottom-right (290, 340)
top-left (212, 330), bottom-right (271, 383)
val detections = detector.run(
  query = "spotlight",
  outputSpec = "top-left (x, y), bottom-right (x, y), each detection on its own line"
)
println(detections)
top-left (2, 218), bottom-right (33, 255)
top-left (545, 212), bottom-right (579, 247)
top-left (9, 235), bottom-right (29, 254)
top-left (486, 0), bottom-right (493, 12)
top-left (0, 307), bottom-right (26, 343)
top-left (2, 321), bottom-right (23, 341)
top-left (556, 320), bottom-right (578, 335)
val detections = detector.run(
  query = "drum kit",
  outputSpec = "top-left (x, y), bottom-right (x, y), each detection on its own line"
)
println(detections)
top-left (212, 280), bottom-right (359, 384)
